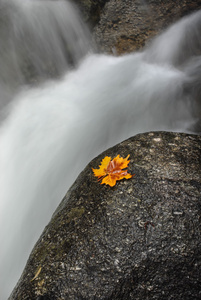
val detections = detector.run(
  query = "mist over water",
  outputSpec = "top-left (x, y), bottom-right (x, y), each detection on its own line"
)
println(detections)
top-left (0, 1), bottom-right (201, 299)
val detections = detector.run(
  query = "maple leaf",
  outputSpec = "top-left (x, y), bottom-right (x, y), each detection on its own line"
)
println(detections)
top-left (92, 154), bottom-right (134, 187)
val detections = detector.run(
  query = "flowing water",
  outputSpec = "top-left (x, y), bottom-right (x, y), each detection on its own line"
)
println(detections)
top-left (0, 1), bottom-right (201, 299)
top-left (0, 0), bottom-right (90, 114)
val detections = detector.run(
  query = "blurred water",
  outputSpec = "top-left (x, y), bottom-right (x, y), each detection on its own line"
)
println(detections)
top-left (0, 0), bottom-right (91, 114)
top-left (0, 1), bottom-right (201, 299)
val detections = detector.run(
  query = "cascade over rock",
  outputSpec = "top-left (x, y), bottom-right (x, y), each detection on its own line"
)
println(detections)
top-left (90, 0), bottom-right (201, 54)
top-left (2, 1), bottom-right (201, 299)
top-left (9, 132), bottom-right (201, 300)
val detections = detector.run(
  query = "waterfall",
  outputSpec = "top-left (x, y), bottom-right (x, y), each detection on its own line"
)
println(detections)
top-left (0, 0), bottom-right (91, 115)
top-left (0, 1), bottom-right (201, 299)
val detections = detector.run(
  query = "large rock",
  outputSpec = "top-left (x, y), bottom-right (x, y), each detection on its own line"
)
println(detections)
top-left (9, 132), bottom-right (201, 299)
top-left (92, 0), bottom-right (201, 54)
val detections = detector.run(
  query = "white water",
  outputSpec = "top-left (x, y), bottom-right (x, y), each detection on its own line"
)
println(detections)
top-left (0, 1), bottom-right (201, 299)
top-left (0, 0), bottom-right (90, 113)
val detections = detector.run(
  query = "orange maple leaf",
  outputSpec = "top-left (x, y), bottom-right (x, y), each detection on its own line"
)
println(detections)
top-left (92, 154), bottom-right (134, 187)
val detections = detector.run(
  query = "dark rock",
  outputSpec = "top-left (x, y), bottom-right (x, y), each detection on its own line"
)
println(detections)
top-left (9, 132), bottom-right (201, 299)
top-left (92, 0), bottom-right (201, 54)
top-left (73, 0), bottom-right (109, 27)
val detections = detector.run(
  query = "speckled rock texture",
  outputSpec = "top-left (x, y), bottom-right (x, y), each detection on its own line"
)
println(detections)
top-left (72, 0), bottom-right (109, 27)
top-left (91, 0), bottom-right (201, 54)
top-left (9, 132), bottom-right (201, 300)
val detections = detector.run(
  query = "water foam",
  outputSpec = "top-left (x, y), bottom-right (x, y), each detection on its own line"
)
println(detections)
top-left (0, 3), bottom-right (201, 299)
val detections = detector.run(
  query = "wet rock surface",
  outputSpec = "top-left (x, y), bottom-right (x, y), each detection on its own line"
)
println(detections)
top-left (73, 0), bottom-right (109, 27)
top-left (91, 0), bottom-right (201, 54)
top-left (9, 132), bottom-right (201, 299)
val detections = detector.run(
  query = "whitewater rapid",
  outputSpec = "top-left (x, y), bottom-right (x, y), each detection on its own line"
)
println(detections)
top-left (0, 1), bottom-right (201, 299)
